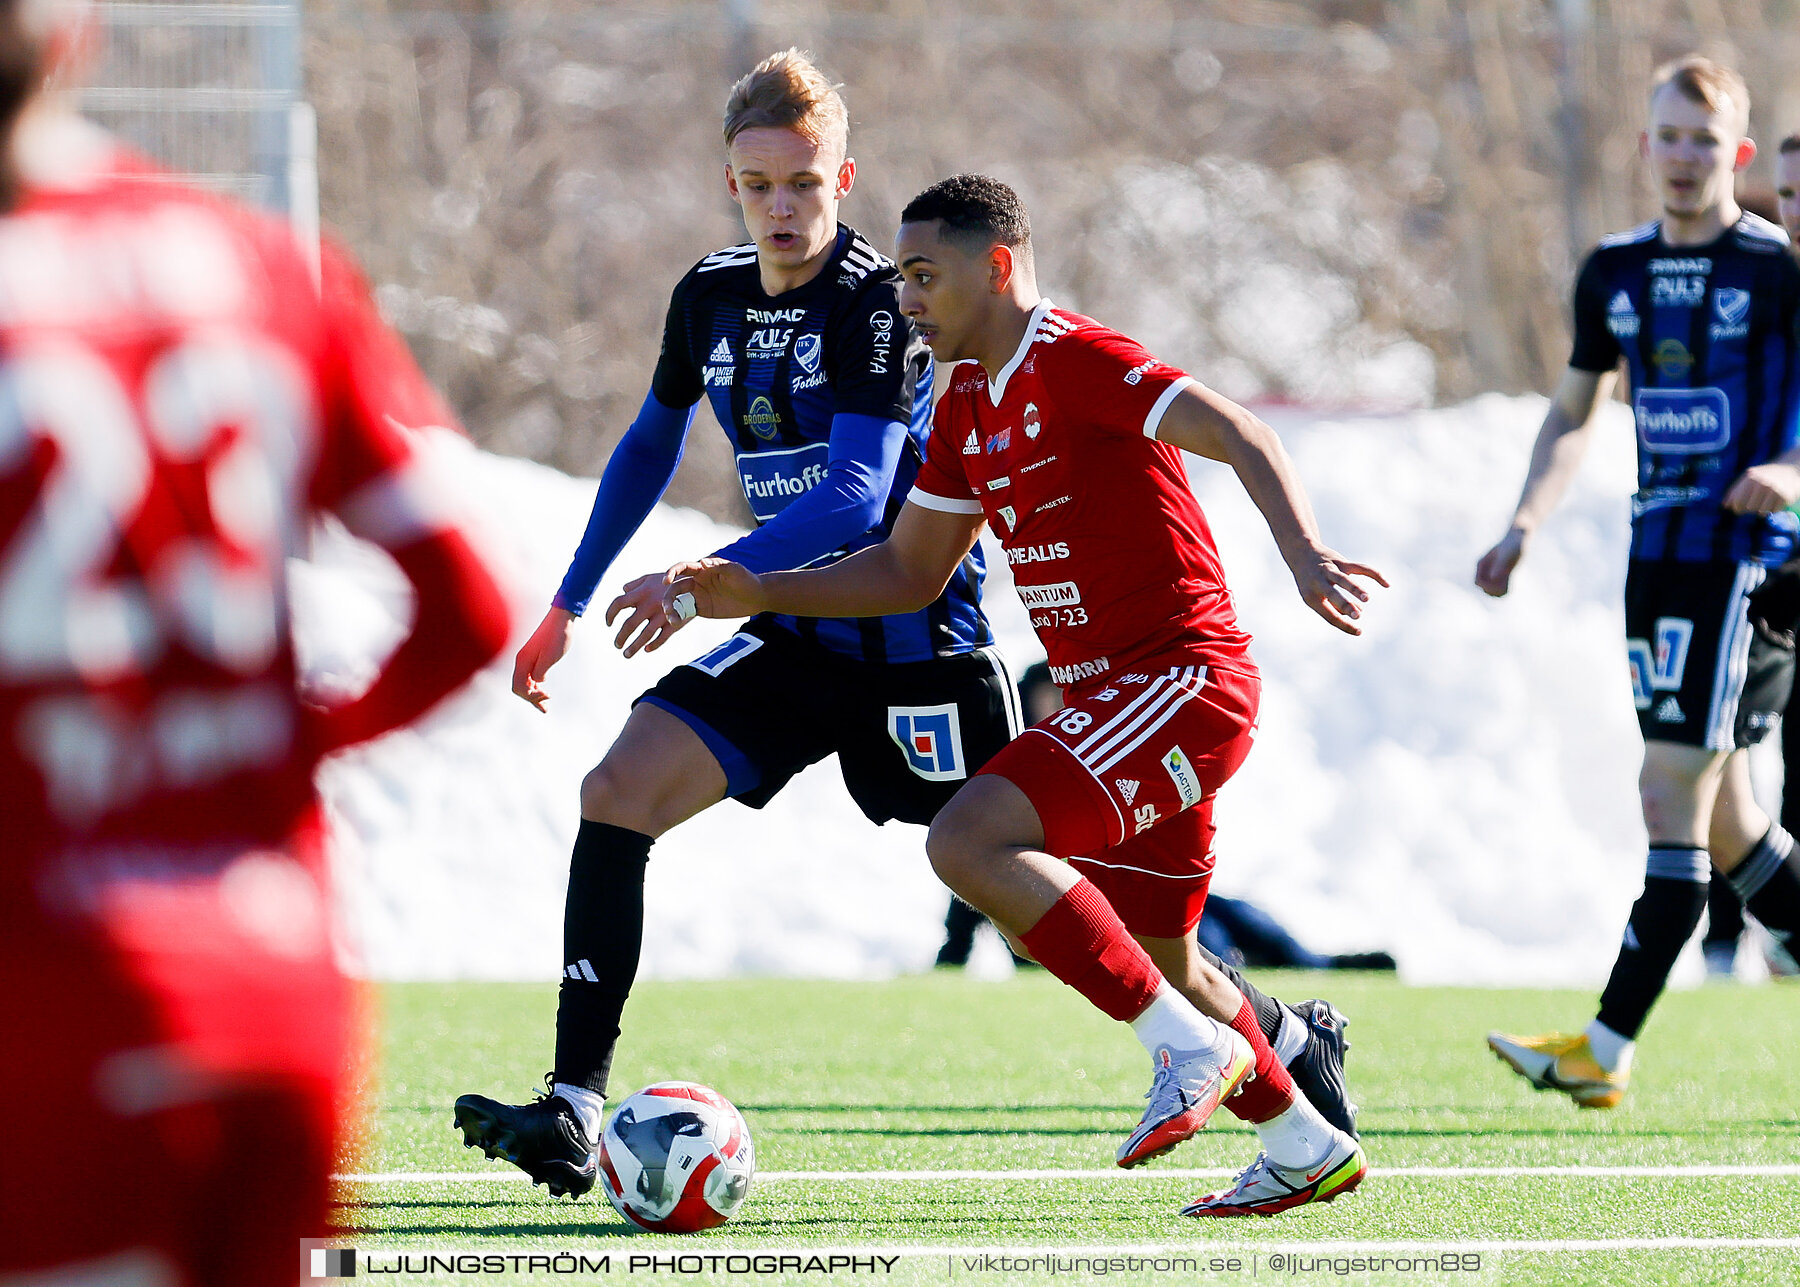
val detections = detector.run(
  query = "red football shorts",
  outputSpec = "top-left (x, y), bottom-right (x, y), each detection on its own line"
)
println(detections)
top-left (1, 821), bottom-right (360, 1287)
top-left (977, 661), bottom-right (1260, 938)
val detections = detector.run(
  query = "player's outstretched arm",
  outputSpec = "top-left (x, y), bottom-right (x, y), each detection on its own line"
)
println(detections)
top-left (513, 606), bottom-right (577, 712)
top-left (662, 500), bottom-right (985, 629)
top-left (519, 392), bottom-right (695, 696)
top-left (1474, 366), bottom-right (1614, 597)
top-left (1155, 384), bottom-right (1387, 636)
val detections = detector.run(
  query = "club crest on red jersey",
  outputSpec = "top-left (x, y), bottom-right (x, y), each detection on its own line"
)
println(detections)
top-left (1023, 402), bottom-right (1042, 440)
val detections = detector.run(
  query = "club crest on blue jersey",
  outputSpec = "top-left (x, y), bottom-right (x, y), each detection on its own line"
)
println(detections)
top-left (795, 332), bottom-right (823, 373)
top-left (1714, 288), bottom-right (1750, 328)
top-left (889, 703), bottom-right (967, 781)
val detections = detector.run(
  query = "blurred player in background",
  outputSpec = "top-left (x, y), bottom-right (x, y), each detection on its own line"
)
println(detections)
top-left (454, 50), bottom-right (1358, 1203)
top-left (1478, 59), bottom-right (1800, 1106)
top-left (670, 174), bottom-right (1384, 1216)
top-left (0, 1), bottom-right (512, 1281)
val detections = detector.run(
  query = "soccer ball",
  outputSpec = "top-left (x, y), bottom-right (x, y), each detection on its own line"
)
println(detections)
top-left (598, 1081), bottom-right (755, 1232)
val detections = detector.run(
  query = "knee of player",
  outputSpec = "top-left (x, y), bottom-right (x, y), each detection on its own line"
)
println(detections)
top-left (580, 759), bottom-right (655, 829)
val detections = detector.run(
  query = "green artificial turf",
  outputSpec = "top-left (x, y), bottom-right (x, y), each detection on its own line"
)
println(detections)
top-left (332, 973), bottom-right (1800, 1285)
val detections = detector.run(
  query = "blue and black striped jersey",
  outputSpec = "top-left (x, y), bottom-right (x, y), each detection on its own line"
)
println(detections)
top-left (1570, 213), bottom-right (1800, 565)
top-left (652, 224), bottom-right (992, 662)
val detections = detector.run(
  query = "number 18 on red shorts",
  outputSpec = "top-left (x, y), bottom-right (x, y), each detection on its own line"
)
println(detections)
top-left (976, 662), bottom-right (1260, 938)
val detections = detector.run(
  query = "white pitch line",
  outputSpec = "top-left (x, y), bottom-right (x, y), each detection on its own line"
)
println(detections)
top-left (334, 1164), bottom-right (1800, 1183)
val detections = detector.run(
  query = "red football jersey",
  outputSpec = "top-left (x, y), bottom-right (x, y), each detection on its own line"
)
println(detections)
top-left (0, 154), bottom-right (485, 864)
top-left (911, 301), bottom-right (1253, 691)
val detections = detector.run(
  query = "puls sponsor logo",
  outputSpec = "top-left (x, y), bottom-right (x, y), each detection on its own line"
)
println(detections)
top-left (1006, 541), bottom-right (1070, 565)
top-left (1651, 275), bottom-right (1706, 309)
top-left (1050, 657), bottom-right (1111, 685)
top-left (746, 326), bottom-right (793, 356)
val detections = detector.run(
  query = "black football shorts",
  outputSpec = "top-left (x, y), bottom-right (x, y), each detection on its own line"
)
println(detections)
top-left (639, 615), bottom-right (1022, 825)
top-left (1624, 559), bottom-right (1795, 750)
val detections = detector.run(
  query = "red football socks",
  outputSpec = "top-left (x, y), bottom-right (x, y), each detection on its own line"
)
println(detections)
top-left (1223, 995), bottom-right (1297, 1123)
top-left (1018, 879), bottom-right (1164, 1022)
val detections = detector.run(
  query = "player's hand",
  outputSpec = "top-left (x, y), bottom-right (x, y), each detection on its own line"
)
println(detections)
top-left (1723, 463), bottom-right (1800, 515)
top-left (1289, 545), bottom-right (1388, 636)
top-left (1475, 527), bottom-right (1527, 598)
top-left (606, 572), bottom-right (688, 659)
top-left (661, 557), bottom-right (768, 623)
top-left (513, 607), bottom-right (577, 712)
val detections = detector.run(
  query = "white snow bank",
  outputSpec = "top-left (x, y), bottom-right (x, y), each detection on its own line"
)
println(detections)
top-left (294, 394), bottom-right (1755, 986)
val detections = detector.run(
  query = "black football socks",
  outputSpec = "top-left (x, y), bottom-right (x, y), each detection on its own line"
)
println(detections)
top-left (552, 819), bottom-right (653, 1096)
top-left (1196, 942), bottom-right (1289, 1051)
top-left (1595, 845), bottom-right (1709, 1040)
top-left (1727, 824), bottom-right (1800, 948)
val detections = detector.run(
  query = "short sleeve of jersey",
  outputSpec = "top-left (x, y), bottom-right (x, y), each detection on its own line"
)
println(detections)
top-left (1568, 249), bottom-right (1621, 374)
top-left (649, 272), bottom-right (704, 409)
top-left (1040, 323), bottom-right (1194, 439)
top-left (910, 397), bottom-right (982, 512)
top-left (827, 275), bottom-right (923, 422)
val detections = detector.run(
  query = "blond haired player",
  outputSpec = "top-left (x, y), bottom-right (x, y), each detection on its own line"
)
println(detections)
top-left (1480, 58), bottom-right (1800, 1106)
top-left (456, 53), bottom-right (1359, 1201)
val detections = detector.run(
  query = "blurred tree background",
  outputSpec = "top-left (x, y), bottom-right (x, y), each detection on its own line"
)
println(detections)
top-left (84, 0), bottom-right (1800, 523)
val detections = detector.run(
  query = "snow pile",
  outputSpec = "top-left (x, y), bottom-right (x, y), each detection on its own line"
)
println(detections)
top-left (296, 394), bottom-right (1733, 986)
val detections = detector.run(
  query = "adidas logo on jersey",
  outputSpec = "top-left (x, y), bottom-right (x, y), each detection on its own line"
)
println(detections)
top-left (1655, 696), bottom-right (1685, 723)
top-left (963, 428), bottom-right (981, 455)
top-left (710, 338), bottom-right (733, 363)
top-left (1116, 779), bottom-right (1140, 805)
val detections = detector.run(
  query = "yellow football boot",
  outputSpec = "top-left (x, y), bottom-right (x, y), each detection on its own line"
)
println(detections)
top-left (1486, 1030), bottom-right (1628, 1108)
